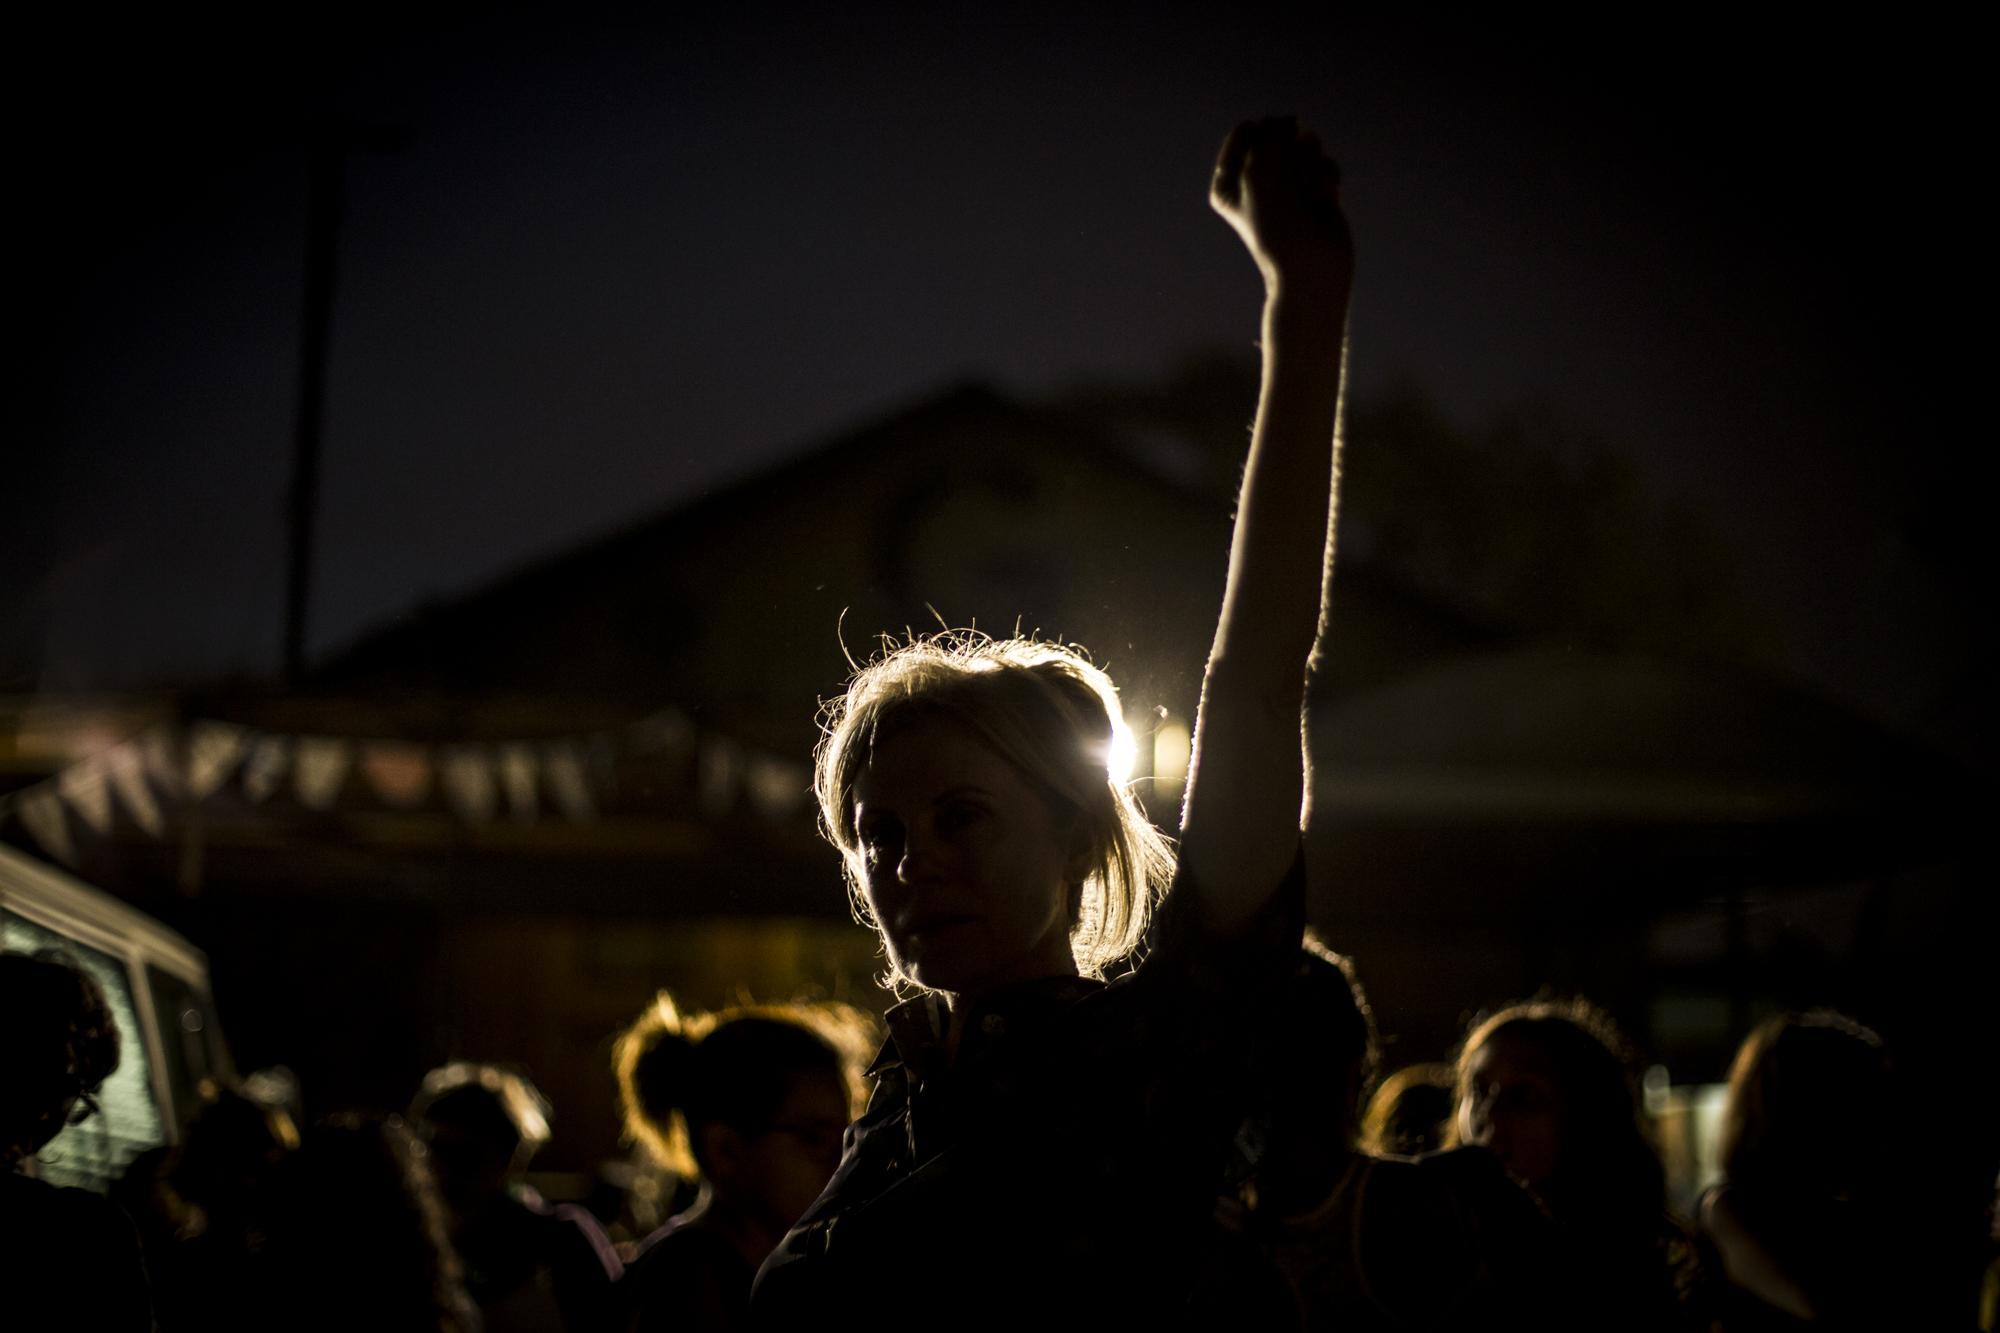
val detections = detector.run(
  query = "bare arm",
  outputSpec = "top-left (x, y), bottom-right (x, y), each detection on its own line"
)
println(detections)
top-left (1178, 117), bottom-right (1353, 933)
top-left (1702, 1185), bottom-right (1818, 1321)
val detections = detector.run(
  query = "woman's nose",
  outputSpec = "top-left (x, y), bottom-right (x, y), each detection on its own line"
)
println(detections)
top-left (896, 828), bottom-right (940, 884)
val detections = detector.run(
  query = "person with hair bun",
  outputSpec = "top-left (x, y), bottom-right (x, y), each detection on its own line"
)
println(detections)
top-left (260, 1113), bottom-right (480, 1333)
top-left (752, 115), bottom-right (1354, 1326)
top-left (1, 948), bottom-right (153, 1330)
top-left (612, 995), bottom-right (864, 1332)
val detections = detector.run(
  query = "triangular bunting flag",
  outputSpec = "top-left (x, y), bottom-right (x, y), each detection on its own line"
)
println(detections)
top-left (141, 728), bottom-right (184, 798)
top-left (17, 785), bottom-right (78, 866)
top-left (294, 737), bottom-right (352, 810)
top-left (698, 737), bottom-right (740, 819)
top-left (104, 743), bottom-right (165, 837)
top-left (543, 742), bottom-right (596, 822)
top-left (439, 747), bottom-right (498, 823)
top-left (585, 734), bottom-right (620, 796)
top-left (744, 754), bottom-right (810, 821)
top-left (187, 722), bottom-right (249, 801)
top-left (241, 735), bottom-right (291, 803)
top-left (628, 709), bottom-right (693, 756)
top-left (498, 744), bottom-right (538, 821)
top-left (58, 758), bottom-right (115, 835)
top-left (361, 741), bottom-right (433, 809)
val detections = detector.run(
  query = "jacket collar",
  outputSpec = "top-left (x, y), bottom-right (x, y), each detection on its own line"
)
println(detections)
top-left (868, 974), bottom-right (1103, 1084)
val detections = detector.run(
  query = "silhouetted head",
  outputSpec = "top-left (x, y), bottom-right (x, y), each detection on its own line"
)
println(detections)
top-left (815, 632), bottom-right (1175, 995)
top-left (266, 1113), bottom-right (475, 1333)
top-left (1269, 933), bottom-right (1378, 1152)
top-left (0, 949), bottom-right (120, 1168)
top-left (1454, 998), bottom-right (1663, 1229)
top-left (614, 993), bottom-right (867, 1236)
top-left (1362, 1063), bottom-right (1456, 1157)
top-left (1720, 1009), bottom-right (1896, 1204)
top-left (172, 1081), bottom-right (300, 1224)
top-left (409, 1063), bottom-right (552, 1205)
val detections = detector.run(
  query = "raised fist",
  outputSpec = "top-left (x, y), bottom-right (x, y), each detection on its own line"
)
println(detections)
top-left (1211, 116), bottom-right (1353, 295)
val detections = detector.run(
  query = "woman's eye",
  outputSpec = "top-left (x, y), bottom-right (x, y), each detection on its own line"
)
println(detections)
top-left (937, 802), bottom-right (985, 832)
top-left (857, 818), bottom-right (901, 858)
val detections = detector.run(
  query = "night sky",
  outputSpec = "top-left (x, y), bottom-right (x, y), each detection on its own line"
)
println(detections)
top-left (7, 7), bottom-right (1980, 758)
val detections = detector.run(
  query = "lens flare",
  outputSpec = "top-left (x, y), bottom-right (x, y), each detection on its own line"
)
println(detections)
top-left (1106, 716), bottom-right (1139, 786)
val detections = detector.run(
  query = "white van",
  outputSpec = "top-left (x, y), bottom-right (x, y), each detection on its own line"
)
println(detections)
top-left (0, 841), bottom-right (233, 1193)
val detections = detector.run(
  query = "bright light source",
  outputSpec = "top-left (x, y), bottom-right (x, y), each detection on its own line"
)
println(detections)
top-left (1153, 717), bottom-right (1191, 791)
top-left (1107, 716), bottom-right (1139, 786)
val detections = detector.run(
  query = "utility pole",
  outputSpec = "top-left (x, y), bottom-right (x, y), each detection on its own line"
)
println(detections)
top-left (284, 130), bottom-right (344, 687)
top-left (282, 121), bottom-right (403, 686)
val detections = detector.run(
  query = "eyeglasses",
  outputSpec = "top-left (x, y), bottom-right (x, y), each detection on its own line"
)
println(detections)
top-left (754, 1119), bottom-right (848, 1155)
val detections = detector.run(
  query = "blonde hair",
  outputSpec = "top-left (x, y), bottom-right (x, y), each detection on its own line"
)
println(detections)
top-left (814, 632), bottom-right (1177, 987)
top-left (612, 992), bottom-right (876, 1180)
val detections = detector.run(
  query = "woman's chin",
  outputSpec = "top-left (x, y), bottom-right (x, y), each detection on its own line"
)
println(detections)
top-left (892, 924), bottom-right (981, 993)
top-left (901, 953), bottom-right (975, 996)
top-left (893, 923), bottom-right (1075, 999)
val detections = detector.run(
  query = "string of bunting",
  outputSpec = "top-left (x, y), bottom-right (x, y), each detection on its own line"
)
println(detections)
top-left (0, 710), bottom-right (813, 869)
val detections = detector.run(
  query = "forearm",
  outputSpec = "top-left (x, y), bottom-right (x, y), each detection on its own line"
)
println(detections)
top-left (1703, 1187), bottom-right (1817, 1320)
top-left (1179, 280), bottom-right (1348, 930)
top-left (1208, 281), bottom-right (1348, 697)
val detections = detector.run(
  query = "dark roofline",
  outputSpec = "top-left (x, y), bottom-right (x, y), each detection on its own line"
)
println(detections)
top-left (316, 380), bottom-right (1208, 680)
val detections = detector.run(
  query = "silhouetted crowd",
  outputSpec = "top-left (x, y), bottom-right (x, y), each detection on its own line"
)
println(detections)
top-left (7, 945), bottom-right (1996, 1330)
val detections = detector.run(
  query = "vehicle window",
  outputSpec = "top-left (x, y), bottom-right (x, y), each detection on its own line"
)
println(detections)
top-left (147, 963), bottom-right (226, 1133)
top-left (1, 908), bottom-right (168, 1193)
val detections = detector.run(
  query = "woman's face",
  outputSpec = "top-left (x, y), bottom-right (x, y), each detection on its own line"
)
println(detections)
top-left (1458, 1030), bottom-right (1564, 1191)
top-left (736, 1069), bottom-right (851, 1233)
top-left (850, 716), bottom-right (1082, 999)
